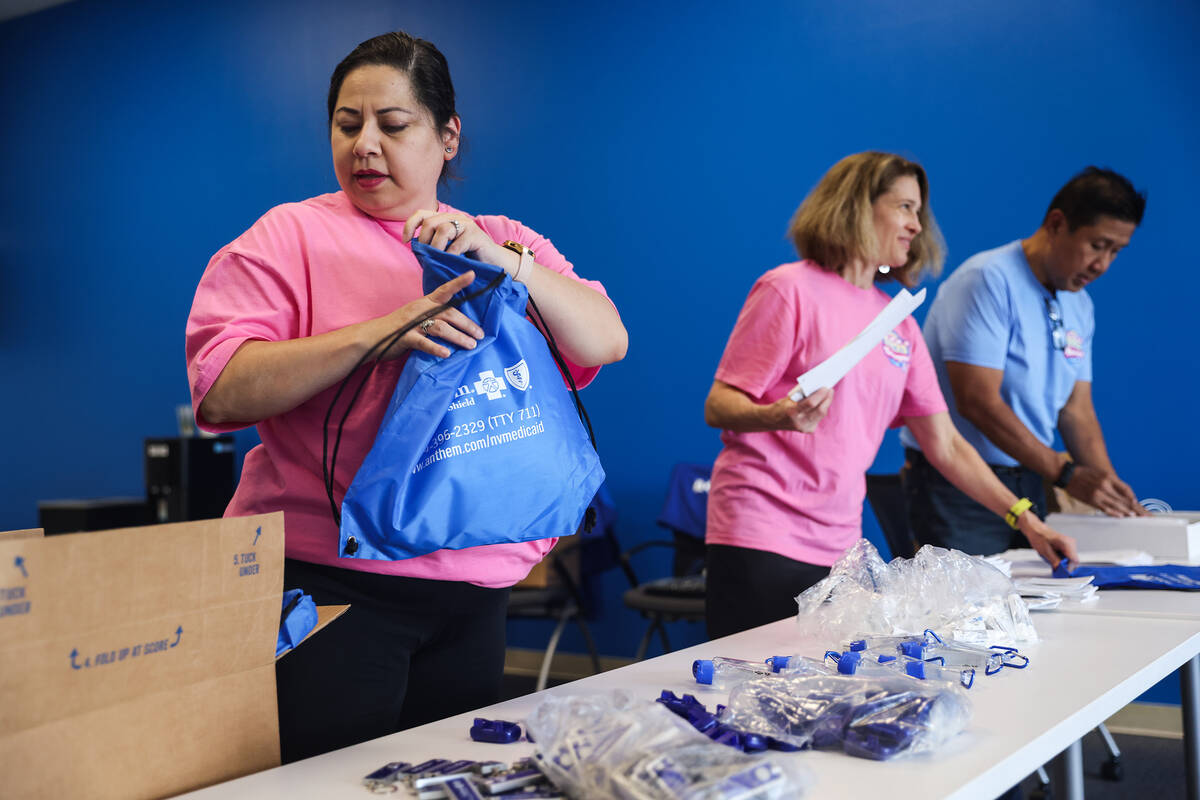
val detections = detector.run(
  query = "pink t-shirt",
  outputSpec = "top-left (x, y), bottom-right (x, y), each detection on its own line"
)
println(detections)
top-left (185, 192), bottom-right (611, 587)
top-left (707, 260), bottom-right (946, 566)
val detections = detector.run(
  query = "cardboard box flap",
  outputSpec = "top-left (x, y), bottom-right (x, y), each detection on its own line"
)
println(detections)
top-left (310, 604), bottom-right (349, 642)
top-left (0, 512), bottom-right (286, 799)
top-left (0, 529), bottom-right (43, 540)
top-left (275, 604), bottom-right (351, 661)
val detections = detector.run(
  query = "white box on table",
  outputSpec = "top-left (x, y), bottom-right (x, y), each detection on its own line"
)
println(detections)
top-left (1046, 512), bottom-right (1200, 562)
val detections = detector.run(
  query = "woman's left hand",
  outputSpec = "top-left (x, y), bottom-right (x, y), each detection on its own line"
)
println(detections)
top-left (403, 210), bottom-right (509, 271)
top-left (1019, 513), bottom-right (1079, 570)
top-left (403, 208), bottom-right (627, 368)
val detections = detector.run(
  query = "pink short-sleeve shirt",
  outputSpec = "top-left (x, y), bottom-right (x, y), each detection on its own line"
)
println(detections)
top-left (707, 261), bottom-right (946, 566)
top-left (185, 192), bottom-right (611, 587)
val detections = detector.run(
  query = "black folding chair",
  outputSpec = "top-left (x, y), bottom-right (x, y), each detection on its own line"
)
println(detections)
top-left (621, 463), bottom-right (710, 660)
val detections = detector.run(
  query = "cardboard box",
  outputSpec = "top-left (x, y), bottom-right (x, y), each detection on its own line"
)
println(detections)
top-left (0, 512), bottom-right (344, 799)
top-left (1046, 512), bottom-right (1200, 562)
top-left (0, 528), bottom-right (43, 540)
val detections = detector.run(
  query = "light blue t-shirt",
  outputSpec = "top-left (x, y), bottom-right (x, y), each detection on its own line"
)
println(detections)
top-left (900, 240), bottom-right (1094, 466)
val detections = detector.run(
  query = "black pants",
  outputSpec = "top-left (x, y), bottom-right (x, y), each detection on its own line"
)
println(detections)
top-left (903, 448), bottom-right (1045, 557)
top-left (276, 559), bottom-right (510, 763)
top-left (705, 544), bottom-right (831, 640)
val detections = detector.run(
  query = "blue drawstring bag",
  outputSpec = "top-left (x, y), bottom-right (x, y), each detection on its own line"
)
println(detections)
top-left (1054, 561), bottom-right (1200, 590)
top-left (277, 589), bottom-right (318, 657)
top-left (331, 241), bottom-right (605, 561)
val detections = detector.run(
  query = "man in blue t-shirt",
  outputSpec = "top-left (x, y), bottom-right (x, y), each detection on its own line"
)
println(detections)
top-left (900, 167), bottom-right (1147, 555)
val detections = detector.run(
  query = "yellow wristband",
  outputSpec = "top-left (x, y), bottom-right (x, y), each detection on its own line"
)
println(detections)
top-left (1005, 497), bottom-right (1034, 530)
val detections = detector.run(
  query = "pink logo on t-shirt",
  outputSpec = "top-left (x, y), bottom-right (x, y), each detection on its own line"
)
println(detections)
top-left (1064, 330), bottom-right (1084, 359)
top-left (882, 330), bottom-right (912, 368)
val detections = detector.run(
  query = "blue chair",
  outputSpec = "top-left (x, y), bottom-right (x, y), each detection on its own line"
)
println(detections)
top-left (621, 463), bottom-right (710, 660)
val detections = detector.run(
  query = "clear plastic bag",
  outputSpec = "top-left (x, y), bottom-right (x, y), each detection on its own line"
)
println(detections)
top-left (795, 539), bottom-right (1037, 647)
top-left (525, 690), bottom-right (812, 799)
top-left (718, 673), bottom-right (972, 761)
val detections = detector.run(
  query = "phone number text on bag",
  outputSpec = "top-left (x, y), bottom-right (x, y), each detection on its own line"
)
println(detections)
top-left (422, 404), bottom-right (542, 456)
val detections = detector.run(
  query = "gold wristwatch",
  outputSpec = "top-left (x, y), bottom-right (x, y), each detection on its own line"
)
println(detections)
top-left (501, 240), bottom-right (535, 282)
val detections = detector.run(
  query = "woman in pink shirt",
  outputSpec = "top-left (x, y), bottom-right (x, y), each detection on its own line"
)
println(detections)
top-left (186, 32), bottom-right (626, 760)
top-left (703, 152), bottom-right (1074, 639)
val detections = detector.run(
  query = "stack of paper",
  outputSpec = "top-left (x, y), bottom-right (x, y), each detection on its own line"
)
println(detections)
top-left (1013, 576), bottom-right (1098, 610)
top-left (987, 547), bottom-right (1151, 611)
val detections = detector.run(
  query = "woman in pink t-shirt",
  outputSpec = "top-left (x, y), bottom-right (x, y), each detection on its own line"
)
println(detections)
top-left (703, 152), bottom-right (1075, 639)
top-left (185, 32), bottom-right (626, 761)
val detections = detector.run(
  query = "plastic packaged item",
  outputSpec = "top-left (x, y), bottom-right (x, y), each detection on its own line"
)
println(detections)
top-left (656, 691), bottom-right (804, 754)
top-left (824, 650), bottom-right (894, 677)
top-left (719, 673), bottom-right (972, 761)
top-left (898, 640), bottom-right (1027, 675)
top-left (693, 657), bottom-right (775, 689)
top-left (766, 655), bottom-right (832, 676)
top-left (795, 540), bottom-right (1038, 648)
top-left (844, 631), bottom-right (933, 653)
top-left (886, 654), bottom-right (975, 689)
top-left (525, 690), bottom-right (811, 798)
top-left (828, 649), bottom-right (976, 689)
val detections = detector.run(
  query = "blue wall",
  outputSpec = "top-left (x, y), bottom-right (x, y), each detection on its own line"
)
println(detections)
top-left (2, 0), bottom-right (1198, 690)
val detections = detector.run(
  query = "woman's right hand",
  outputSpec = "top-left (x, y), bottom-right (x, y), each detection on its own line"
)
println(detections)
top-left (768, 387), bottom-right (834, 433)
top-left (199, 270), bottom-right (487, 426)
top-left (376, 270), bottom-right (485, 359)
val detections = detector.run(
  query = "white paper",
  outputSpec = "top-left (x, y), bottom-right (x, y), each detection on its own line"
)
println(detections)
top-left (789, 287), bottom-right (926, 400)
top-left (1013, 575), bottom-right (1099, 608)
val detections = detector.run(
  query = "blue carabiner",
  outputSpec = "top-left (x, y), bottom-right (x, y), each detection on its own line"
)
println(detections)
top-left (924, 628), bottom-right (945, 644)
top-left (1002, 651), bottom-right (1030, 669)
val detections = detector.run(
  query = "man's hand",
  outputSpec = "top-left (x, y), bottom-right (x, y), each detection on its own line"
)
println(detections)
top-left (1066, 464), bottom-right (1148, 517)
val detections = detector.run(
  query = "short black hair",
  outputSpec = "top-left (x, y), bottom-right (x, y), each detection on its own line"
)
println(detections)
top-left (1044, 167), bottom-right (1146, 230)
top-left (328, 31), bottom-right (460, 183)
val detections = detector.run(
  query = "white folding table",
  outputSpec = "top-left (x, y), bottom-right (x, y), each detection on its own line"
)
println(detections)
top-left (1041, 583), bottom-right (1200, 799)
top-left (177, 611), bottom-right (1200, 800)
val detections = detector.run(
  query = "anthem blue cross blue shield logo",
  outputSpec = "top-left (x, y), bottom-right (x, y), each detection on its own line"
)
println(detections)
top-left (504, 359), bottom-right (531, 391)
top-left (473, 370), bottom-right (507, 400)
